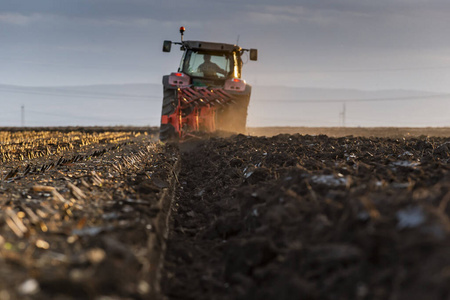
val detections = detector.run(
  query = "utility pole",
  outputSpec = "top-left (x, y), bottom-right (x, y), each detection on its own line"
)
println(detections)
top-left (21, 105), bottom-right (25, 127)
top-left (339, 102), bottom-right (346, 127)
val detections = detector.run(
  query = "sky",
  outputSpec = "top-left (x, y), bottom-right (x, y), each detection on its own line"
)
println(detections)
top-left (2, 0), bottom-right (450, 92)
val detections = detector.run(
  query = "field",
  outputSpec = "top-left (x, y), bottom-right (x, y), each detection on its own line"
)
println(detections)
top-left (0, 127), bottom-right (450, 299)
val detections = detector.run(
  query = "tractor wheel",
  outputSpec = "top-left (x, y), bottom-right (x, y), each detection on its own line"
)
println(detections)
top-left (159, 123), bottom-right (177, 142)
top-left (159, 88), bottom-right (178, 141)
top-left (161, 88), bottom-right (177, 115)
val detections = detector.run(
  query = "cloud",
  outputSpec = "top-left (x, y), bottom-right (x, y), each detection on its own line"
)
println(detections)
top-left (2, 0), bottom-right (450, 24)
top-left (246, 11), bottom-right (299, 24)
top-left (0, 13), bottom-right (40, 25)
top-left (2, 0), bottom-right (450, 92)
top-left (242, 3), bottom-right (377, 28)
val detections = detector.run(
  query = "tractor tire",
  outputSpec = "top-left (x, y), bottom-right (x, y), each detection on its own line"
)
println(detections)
top-left (159, 87), bottom-right (178, 141)
top-left (161, 88), bottom-right (177, 116)
top-left (159, 123), bottom-right (177, 142)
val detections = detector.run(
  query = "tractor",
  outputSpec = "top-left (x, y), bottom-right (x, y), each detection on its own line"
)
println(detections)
top-left (159, 27), bottom-right (258, 141)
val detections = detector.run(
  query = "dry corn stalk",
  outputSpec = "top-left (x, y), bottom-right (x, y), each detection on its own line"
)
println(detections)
top-left (67, 182), bottom-right (87, 200)
top-left (5, 208), bottom-right (28, 238)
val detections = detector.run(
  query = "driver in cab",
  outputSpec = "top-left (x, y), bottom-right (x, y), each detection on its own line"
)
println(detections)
top-left (198, 54), bottom-right (227, 78)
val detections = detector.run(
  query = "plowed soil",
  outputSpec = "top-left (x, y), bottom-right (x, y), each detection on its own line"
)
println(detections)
top-left (162, 133), bottom-right (450, 300)
top-left (1, 127), bottom-right (450, 300)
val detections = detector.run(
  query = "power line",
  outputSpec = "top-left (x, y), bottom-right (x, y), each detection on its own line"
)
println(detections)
top-left (27, 109), bottom-right (160, 122)
top-left (0, 86), bottom-right (161, 101)
top-left (2, 84), bottom-right (450, 105)
top-left (248, 116), bottom-right (339, 125)
top-left (256, 93), bottom-right (450, 103)
top-left (0, 57), bottom-right (156, 72)
top-left (32, 85), bottom-right (158, 98)
top-left (282, 66), bottom-right (450, 74)
top-left (27, 110), bottom-right (119, 122)
top-left (345, 115), bottom-right (450, 124)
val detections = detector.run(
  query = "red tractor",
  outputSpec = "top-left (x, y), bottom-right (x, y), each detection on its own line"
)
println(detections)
top-left (159, 27), bottom-right (258, 141)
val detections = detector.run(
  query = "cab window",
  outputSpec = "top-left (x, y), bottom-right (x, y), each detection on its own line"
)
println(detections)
top-left (183, 51), bottom-right (232, 79)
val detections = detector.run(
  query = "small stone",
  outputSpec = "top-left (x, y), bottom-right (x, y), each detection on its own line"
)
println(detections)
top-left (138, 280), bottom-right (150, 294)
top-left (86, 248), bottom-right (106, 264)
top-left (17, 279), bottom-right (39, 295)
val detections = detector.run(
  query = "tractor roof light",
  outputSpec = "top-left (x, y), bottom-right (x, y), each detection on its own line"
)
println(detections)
top-left (180, 26), bottom-right (185, 42)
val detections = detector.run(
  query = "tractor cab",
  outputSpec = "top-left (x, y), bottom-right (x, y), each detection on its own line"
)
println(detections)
top-left (165, 39), bottom-right (256, 87)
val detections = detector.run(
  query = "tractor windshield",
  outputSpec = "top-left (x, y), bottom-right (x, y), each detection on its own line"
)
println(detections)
top-left (182, 51), bottom-right (233, 79)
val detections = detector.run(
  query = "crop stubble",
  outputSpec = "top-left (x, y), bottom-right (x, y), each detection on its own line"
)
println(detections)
top-left (0, 129), bottom-right (180, 299)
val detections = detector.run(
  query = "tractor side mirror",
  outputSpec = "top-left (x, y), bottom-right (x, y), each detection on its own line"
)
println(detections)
top-left (163, 40), bottom-right (172, 52)
top-left (250, 49), bottom-right (258, 61)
